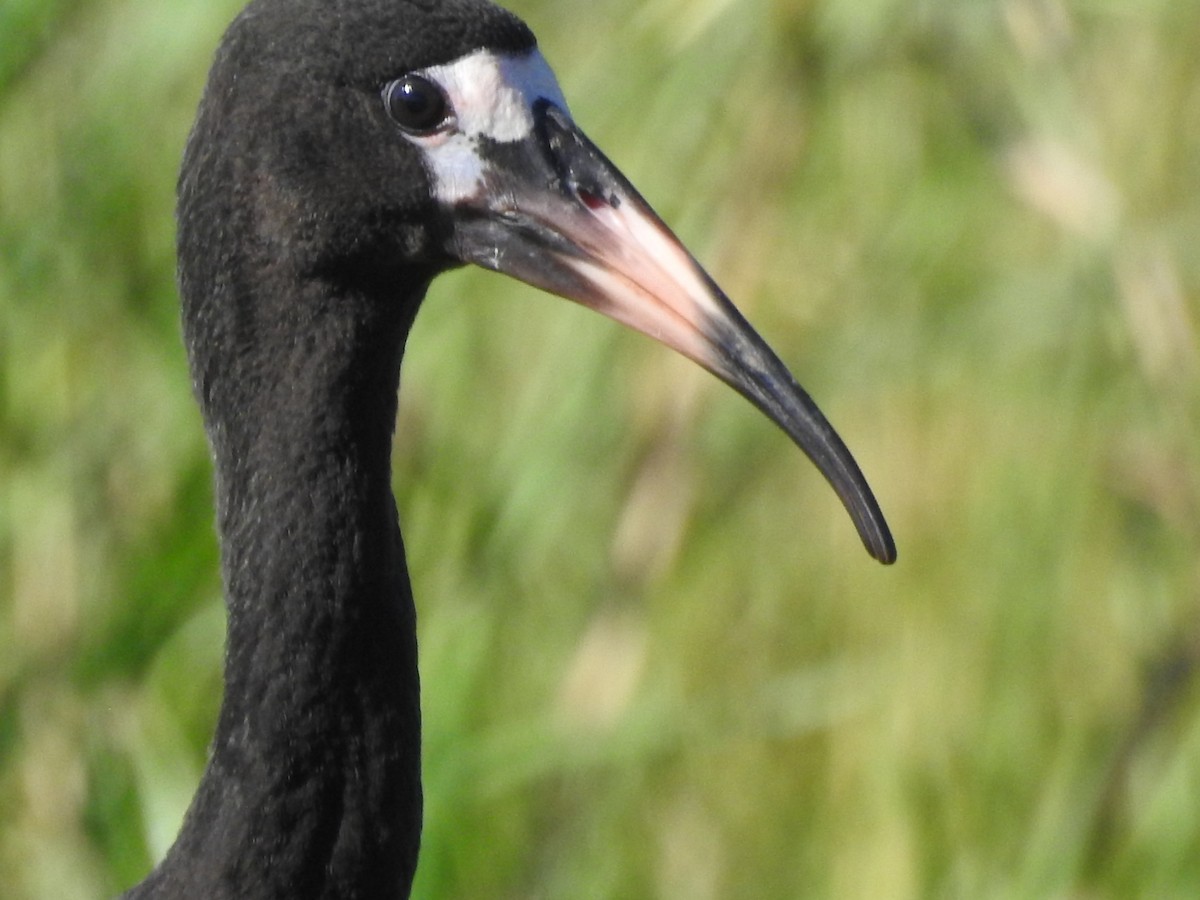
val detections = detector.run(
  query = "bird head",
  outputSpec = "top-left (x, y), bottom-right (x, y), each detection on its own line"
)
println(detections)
top-left (178, 0), bottom-right (895, 563)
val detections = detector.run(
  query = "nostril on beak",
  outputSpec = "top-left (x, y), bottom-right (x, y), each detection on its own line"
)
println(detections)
top-left (578, 188), bottom-right (608, 210)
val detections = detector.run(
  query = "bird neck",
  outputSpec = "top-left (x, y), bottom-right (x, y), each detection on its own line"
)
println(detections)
top-left (136, 271), bottom-right (429, 898)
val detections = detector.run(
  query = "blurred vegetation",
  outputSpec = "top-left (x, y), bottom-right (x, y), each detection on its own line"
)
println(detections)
top-left (2, 0), bottom-right (1199, 896)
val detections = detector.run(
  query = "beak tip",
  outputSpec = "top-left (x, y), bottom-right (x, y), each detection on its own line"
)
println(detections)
top-left (869, 533), bottom-right (898, 565)
top-left (843, 492), bottom-right (896, 565)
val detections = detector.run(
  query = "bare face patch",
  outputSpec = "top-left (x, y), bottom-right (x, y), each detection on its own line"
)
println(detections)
top-left (388, 49), bottom-right (570, 203)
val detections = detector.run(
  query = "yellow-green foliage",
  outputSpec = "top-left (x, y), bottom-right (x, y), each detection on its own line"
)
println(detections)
top-left (2, 0), bottom-right (1198, 897)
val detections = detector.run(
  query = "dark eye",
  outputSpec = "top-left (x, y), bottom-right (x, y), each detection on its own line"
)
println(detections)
top-left (383, 74), bottom-right (450, 134)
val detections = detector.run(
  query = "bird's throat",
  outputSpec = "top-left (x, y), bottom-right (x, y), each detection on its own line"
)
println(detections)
top-left (137, 279), bottom-right (426, 898)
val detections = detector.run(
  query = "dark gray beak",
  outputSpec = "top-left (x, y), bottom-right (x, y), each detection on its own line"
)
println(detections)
top-left (448, 101), bottom-right (895, 564)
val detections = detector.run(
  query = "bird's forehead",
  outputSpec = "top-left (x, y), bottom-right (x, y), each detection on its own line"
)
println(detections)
top-left (420, 48), bottom-right (568, 143)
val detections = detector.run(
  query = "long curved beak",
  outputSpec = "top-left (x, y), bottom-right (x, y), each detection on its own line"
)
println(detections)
top-left (447, 101), bottom-right (895, 564)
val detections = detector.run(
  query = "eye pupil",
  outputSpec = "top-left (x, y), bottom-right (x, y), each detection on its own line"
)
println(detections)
top-left (384, 75), bottom-right (449, 134)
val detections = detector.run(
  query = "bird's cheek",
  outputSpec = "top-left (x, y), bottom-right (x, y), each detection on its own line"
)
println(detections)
top-left (404, 133), bottom-right (489, 207)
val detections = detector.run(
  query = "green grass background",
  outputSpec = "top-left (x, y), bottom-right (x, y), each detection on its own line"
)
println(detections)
top-left (3, 0), bottom-right (1199, 896)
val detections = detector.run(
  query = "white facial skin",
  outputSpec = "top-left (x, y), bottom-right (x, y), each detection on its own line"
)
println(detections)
top-left (403, 49), bottom-right (570, 203)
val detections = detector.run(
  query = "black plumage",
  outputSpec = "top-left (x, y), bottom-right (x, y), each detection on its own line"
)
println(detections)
top-left (124, 1), bottom-right (893, 896)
